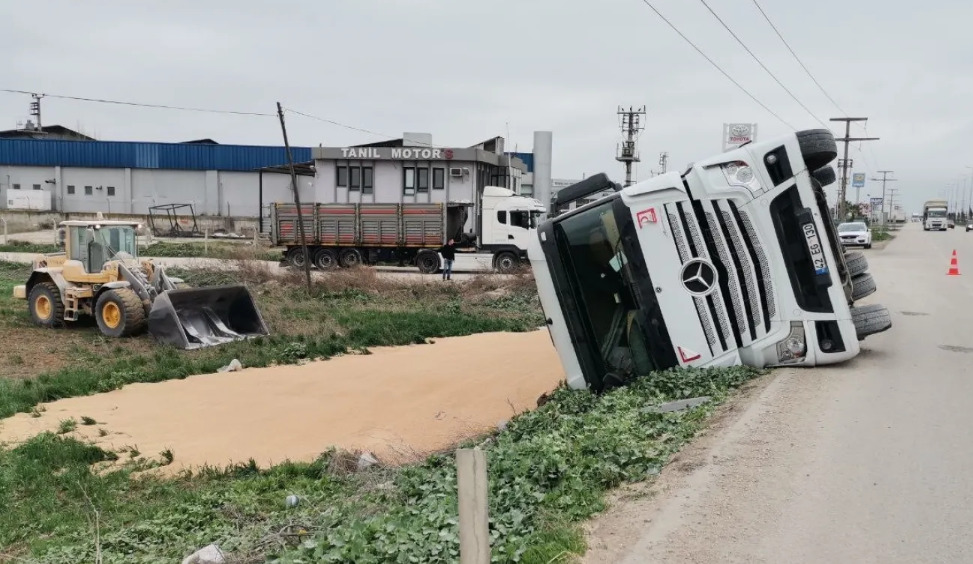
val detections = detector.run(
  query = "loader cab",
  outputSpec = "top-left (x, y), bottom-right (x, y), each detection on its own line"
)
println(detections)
top-left (59, 221), bottom-right (139, 273)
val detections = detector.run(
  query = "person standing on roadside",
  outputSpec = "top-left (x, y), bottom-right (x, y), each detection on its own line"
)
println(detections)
top-left (438, 238), bottom-right (456, 281)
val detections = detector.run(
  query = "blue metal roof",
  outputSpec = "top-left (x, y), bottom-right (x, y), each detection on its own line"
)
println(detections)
top-left (0, 138), bottom-right (312, 171)
top-left (507, 151), bottom-right (534, 173)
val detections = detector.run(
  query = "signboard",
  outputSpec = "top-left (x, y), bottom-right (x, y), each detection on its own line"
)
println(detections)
top-left (722, 123), bottom-right (757, 152)
top-left (870, 197), bottom-right (883, 208)
top-left (852, 173), bottom-right (866, 188)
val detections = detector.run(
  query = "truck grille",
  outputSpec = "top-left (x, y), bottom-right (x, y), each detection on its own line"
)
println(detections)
top-left (665, 197), bottom-right (776, 356)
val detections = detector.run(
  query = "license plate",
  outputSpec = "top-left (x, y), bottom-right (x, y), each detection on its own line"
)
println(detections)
top-left (802, 223), bottom-right (829, 275)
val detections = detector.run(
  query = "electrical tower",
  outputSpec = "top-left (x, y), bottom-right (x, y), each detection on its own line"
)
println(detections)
top-left (658, 151), bottom-right (669, 174)
top-left (870, 170), bottom-right (897, 226)
top-left (616, 106), bottom-right (646, 187)
top-left (830, 117), bottom-right (879, 220)
top-left (29, 93), bottom-right (43, 129)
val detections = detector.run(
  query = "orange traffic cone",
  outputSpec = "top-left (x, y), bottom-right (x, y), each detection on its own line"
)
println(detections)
top-left (948, 250), bottom-right (961, 276)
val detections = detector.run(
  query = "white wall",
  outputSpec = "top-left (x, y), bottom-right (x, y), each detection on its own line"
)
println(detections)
top-left (131, 169), bottom-right (209, 214)
top-left (60, 167), bottom-right (129, 214)
top-left (1, 165), bottom-right (57, 210)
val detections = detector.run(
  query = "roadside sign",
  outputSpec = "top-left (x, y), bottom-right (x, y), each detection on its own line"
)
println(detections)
top-left (870, 197), bottom-right (883, 208)
top-left (852, 173), bottom-right (866, 188)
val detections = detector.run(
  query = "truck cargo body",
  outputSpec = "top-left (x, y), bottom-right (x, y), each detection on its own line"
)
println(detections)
top-left (271, 202), bottom-right (470, 271)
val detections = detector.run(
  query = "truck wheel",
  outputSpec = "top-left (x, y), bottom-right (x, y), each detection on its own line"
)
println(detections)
top-left (844, 251), bottom-right (868, 277)
top-left (494, 252), bottom-right (519, 274)
top-left (796, 129), bottom-right (839, 171)
top-left (416, 251), bottom-right (440, 274)
top-left (29, 282), bottom-right (65, 327)
top-left (287, 247), bottom-right (308, 268)
top-left (339, 248), bottom-right (363, 268)
top-left (95, 288), bottom-right (146, 338)
top-left (313, 248), bottom-right (338, 270)
top-left (852, 303), bottom-right (892, 341)
top-left (851, 273), bottom-right (877, 302)
top-left (811, 165), bottom-right (836, 187)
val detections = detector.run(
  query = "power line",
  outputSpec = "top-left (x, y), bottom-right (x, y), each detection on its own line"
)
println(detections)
top-left (0, 88), bottom-right (274, 117)
top-left (284, 108), bottom-right (397, 140)
top-left (697, 0), bottom-right (828, 128)
top-left (748, 0), bottom-right (848, 117)
top-left (635, 0), bottom-right (795, 129)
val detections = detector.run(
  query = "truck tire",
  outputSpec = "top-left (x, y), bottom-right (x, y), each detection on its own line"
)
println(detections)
top-left (339, 248), bottom-right (363, 268)
top-left (494, 251), bottom-right (519, 274)
top-left (844, 251), bottom-right (868, 277)
top-left (811, 165), bottom-right (836, 187)
top-left (313, 248), bottom-right (338, 270)
top-left (287, 247), bottom-right (309, 268)
top-left (29, 281), bottom-right (64, 327)
top-left (851, 273), bottom-right (877, 301)
top-left (95, 288), bottom-right (146, 338)
top-left (852, 303), bottom-right (892, 341)
top-left (416, 251), bottom-right (440, 274)
top-left (796, 129), bottom-right (839, 171)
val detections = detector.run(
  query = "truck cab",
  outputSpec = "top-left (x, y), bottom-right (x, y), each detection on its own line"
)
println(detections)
top-left (475, 186), bottom-right (547, 271)
top-left (529, 129), bottom-right (892, 392)
top-left (922, 200), bottom-right (948, 231)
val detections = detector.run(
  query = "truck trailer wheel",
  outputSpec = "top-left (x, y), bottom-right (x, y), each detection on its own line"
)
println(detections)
top-left (95, 288), bottom-right (146, 338)
top-left (28, 282), bottom-right (65, 327)
top-left (844, 251), bottom-right (868, 277)
top-left (416, 251), bottom-right (440, 274)
top-left (852, 303), bottom-right (892, 341)
top-left (494, 252), bottom-right (519, 274)
top-left (851, 273), bottom-right (877, 302)
top-left (287, 247), bottom-right (309, 268)
top-left (339, 248), bottom-right (363, 268)
top-left (313, 248), bottom-right (338, 270)
top-left (796, 129), bottom-right (839, 171)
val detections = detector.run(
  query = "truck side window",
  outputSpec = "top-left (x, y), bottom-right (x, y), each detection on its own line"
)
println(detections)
top-left (497, 211), bottom-right (507, 224)
top-left (510, 211), bottom-right (530, 229)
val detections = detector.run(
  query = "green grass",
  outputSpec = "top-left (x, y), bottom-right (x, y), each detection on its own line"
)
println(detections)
top-left (0, 365), bottom-right (761, 563)
top-left (871, 226), bottom-right (894, 242)
top-left (0, 239), bottom-right (282, 261)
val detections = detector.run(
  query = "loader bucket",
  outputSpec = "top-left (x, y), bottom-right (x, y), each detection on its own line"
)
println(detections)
top-left (147, 284), bottom-right (270, 350)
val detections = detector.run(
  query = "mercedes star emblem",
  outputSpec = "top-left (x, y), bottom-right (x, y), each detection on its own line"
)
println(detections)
top-left (681, 259), bottom-right (718, 296)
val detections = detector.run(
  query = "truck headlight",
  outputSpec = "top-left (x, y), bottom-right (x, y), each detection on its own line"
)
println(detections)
top-left (720, 161), bottom-right (762, 192)
top-left (776, 321), bottom-right (807, 364)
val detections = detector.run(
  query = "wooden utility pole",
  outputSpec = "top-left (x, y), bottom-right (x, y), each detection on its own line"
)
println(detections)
top-left (830, 117), bottom-right (879, 221)
top-left (276, 102), bottom-right (312, 291)
top-left (871, 170), bottom-right (897, 226)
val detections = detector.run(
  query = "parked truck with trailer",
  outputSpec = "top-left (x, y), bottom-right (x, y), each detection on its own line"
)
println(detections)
top-left (922, 200), bottom-right (948, 231)
top-left (270, 186), bottom-right (547, 274)
top-left (528, 128), bottom-right (891, 392)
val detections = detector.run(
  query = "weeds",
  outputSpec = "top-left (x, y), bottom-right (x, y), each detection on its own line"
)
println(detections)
top-left (57, 419), bottom-right (76, 434)
top-left (80, 416), bottom-right (96, 426)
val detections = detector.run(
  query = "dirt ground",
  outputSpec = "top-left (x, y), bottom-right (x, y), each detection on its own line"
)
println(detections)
top-left (0, 330), bottom-right (564, 472)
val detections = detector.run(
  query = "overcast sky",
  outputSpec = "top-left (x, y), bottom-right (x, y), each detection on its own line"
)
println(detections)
top-left (1, 0), bottom-right (970, 214)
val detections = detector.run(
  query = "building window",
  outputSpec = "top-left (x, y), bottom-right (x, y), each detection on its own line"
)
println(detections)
top-left (362, 166), bottom-right (374, 195)
top-left (67, 185), bottom-right (76, 195)
top-left (336, 166), bottom-right (348, 187)
top-left (32, 184), bottom-right (41, 191)
top-left (12, 184), bottom-right (19, 190)
top-left (85, 186), bottom-right (93, 195)
top-left (349, 167), bottom-right (361, 191)
top-left (417, 167), bottom-right (429, 193)
top-left (433, 168), bottom-right (445, 190)
top-left (107, 186), bottom-right (116, 196)
top-left (403, 167), bottom-right (416, 195)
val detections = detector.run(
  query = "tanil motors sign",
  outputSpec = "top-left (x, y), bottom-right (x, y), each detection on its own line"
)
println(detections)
top-left (339, 147), bottom-right (446, 159)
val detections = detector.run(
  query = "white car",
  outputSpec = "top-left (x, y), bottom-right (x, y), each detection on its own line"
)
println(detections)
top-left (837, 221), bottom-right (872, 249)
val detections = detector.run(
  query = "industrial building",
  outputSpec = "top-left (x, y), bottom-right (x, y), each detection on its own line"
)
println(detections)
top-left (0, 124), bottom-right (557, 234)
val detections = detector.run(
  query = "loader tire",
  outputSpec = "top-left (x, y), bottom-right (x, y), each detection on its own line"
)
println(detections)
top-left (844, 251), bottom-right (868, 277)
top-left (796, 129), bottom-right (838, 171)
top-left (95, 288), bottom-right (146, 338)
top-left (29, 282), bottom-right (64, 327)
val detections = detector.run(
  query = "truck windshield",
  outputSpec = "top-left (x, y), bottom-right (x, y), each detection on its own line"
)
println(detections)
top-left (552, 198), bottom-right (677, 387)
top-left (928, 209), bottom-right (947, 218)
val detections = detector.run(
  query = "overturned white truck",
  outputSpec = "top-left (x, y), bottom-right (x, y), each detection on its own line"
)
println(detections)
top-left (529, 129), bottom-right (891, 392)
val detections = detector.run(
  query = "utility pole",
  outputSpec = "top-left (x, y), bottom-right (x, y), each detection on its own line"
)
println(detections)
top-left (871, 170), bottom-right (897, 226)
top-left (29, 93), bottom-right (43, 129)
top-left (886, 187), bottom-right (899, 226)
top-left (276, 102), bottom-right (312, 291)
top-left (616, 106), bottom-right (646, 187)
top-left (659, 151), bottom-right (669, 174)
top-left (830, 117), bottom-right (879, 220)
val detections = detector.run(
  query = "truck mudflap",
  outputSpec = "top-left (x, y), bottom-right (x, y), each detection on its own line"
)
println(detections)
top-left (148, 285), bottom-right (270, 350)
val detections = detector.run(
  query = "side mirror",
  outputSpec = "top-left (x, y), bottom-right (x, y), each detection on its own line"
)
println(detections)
top-left (56, 228), bottom-right (66, 248)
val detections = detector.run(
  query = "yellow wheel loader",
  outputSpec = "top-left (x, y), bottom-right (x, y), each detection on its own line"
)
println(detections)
top-left (13, 219), bottom-right (269, 349)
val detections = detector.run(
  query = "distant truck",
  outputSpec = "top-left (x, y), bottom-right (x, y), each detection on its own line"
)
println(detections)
top-left (270, 186), bottom-right (547, 273)
top-left (922, 200), bottom-right (948, 231)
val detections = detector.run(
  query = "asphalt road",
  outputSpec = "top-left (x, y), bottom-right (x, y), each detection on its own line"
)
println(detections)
top-left (585, 222), bottom-right (973, 564)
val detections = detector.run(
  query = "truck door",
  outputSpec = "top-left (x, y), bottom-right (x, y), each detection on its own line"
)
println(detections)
top-left (505, 209), bottom-right (533, 250)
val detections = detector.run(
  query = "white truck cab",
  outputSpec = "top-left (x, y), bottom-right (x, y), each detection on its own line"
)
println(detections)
top-left (529, 129), bottom-right (892, 392)
top-left (472, 186), bottom-right (547, 271)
